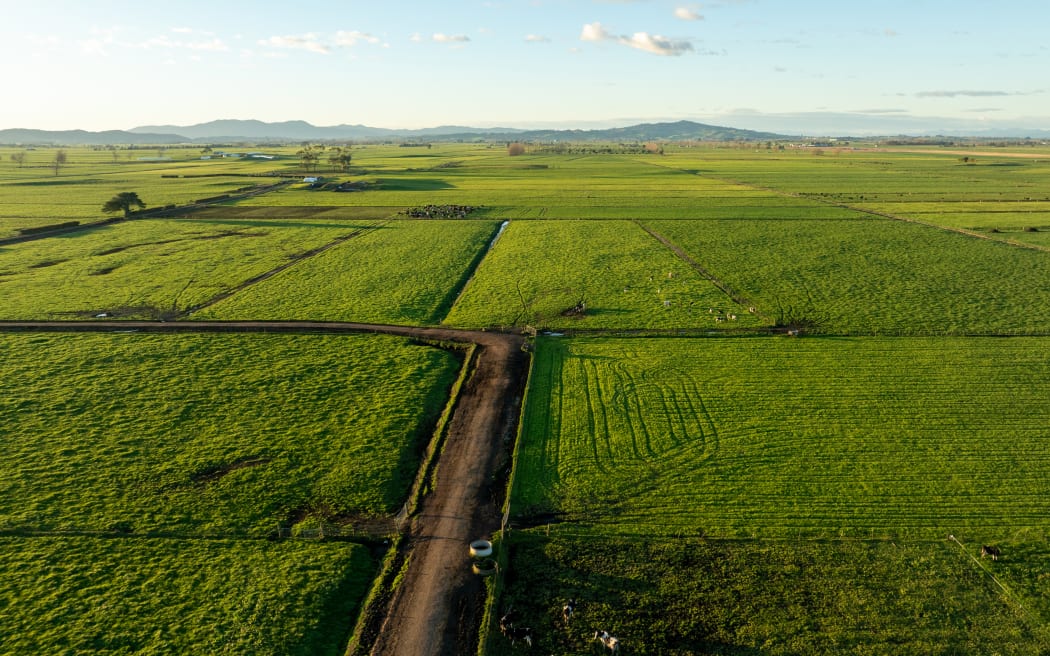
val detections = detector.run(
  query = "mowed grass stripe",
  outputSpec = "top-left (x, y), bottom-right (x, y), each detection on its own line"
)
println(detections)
top-left (514, 336), bottom-right (1050, 538)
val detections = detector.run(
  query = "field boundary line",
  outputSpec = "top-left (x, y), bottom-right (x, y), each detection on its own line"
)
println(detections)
top-left (439, 220), bottom-right (508, 325)
top-left (181, 220), bottom-right (391, 317)
top-left (631, 219), bottom-right (771, 320)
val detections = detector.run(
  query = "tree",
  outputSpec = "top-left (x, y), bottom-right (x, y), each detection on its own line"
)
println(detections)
top-left (102, 192), bottom-right (146, 218)
top-left (51, 149), bottom-right (67, 176)
top-left (327, 146), bottom-right (353, 172)
top-left (10, 151), bottom-right (26, 167)
top-left (296, 145), bottom-right (320, 172)
top-left (508, 142), bottom-right (526, 156)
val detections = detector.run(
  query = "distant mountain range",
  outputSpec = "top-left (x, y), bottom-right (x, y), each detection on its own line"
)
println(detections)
top-left (0, 119), bottom-right (790, 145)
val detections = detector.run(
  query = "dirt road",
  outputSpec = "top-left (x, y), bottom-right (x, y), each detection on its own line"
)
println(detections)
top-left (0, 320), bottom-right (528, 656)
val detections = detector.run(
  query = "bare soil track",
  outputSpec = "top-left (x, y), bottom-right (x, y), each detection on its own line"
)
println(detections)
top-left (0, 320), bottom-right (529, 656)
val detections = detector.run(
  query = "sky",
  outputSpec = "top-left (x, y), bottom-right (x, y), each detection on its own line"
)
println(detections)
top-left (3, 0), bottom-right (1049, 135)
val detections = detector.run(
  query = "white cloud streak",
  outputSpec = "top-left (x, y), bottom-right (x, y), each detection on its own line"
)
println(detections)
top-left (674, 7), bottom-right (703, 21)
top-left (580, 21), bottom-right (692, 56)
top-left (258, 33), bottom-right (330, 54)
top-left (433, 33), bottom-right (470, 43)
top-left (335, 30), bottom-right (381, 47)
top-left (917, 90), bottom-right (1010, 98)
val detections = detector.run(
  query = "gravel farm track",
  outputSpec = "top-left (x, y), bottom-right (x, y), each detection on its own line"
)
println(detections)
top-left (0, 320), bottom-right (529, 656)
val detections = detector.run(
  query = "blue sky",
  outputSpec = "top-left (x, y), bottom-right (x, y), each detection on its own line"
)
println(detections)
top-left (4, 0), bottom-right (1049, 135)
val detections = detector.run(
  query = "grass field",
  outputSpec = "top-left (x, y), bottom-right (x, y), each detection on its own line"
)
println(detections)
top-left (195, 219), bottom-right (500, 324)
top-left (491, 533), bottom-right (1045, 655)
top-left (1, 332), bottom-right (461, 535)
top-left (7, 142), bottom-right (1050, 652)
top-left (444, 219), bottom-right (768, 330)
top-left (0, 536), bottom-right (376, 655)
top-left (0, 217), bottom-right (380, 320)
top-left (514, 336), bottom-right (1050, 539)
top-left (645, 218), bottom-right (1050, 335)
top-left (0, 146), bottom-right (292, 237)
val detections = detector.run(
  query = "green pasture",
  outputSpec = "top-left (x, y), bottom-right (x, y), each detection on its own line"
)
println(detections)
top-left (646, 218), bottom-right (1050, 335)
top-left (514, 336), bottom-right (1050, 539)
top-left (0, 216), bottom-right (381, 320)
top-left (0, 332), bottom-right (460, 535)
top-left (0, 536), bottom-right (375, 655)
top-left (492, 533), bottom-right (1044, 655)
top-left (229, 150), bottom-right (862, 220)
top-left (194, 219), bottom-right (499, 324)
top-left (0, 146), bottom-right (298, 237)
top-left (443, 219), bottom-right (768, 331)
top-left (651, 146), bottom-right (1050, 242)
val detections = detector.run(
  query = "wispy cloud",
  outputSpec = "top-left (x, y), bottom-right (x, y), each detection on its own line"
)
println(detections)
top-left (79, 26), bottom-right (122, 56)
top-left (433, 33), bottom-right (470, 43)
top-left (335, 30), bottom-right (381, 47)
top-left (580, 22), bottom-right (692, 56)
top-left (916, 90), bottom-right (1010, 98)
top-left (139, 35), bottom-right (229, 51)
top-left (259, 33), bottom-right (330, 54)
top-left (674, 7), bottom-right (703, 21)
top-left (525, 34), bottom-right (551, 43)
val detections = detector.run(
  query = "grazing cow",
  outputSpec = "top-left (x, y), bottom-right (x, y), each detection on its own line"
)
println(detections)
top-left (500, 608), bottom-right (520, 634)
top-left (562, 598), bottom-right (577, 624)
top-left (594, 630), bottom-right (621, 654)
top-left (504, 626), bottom-right (533, 647)
top-left (981, 545), bottom-right (1002, 561)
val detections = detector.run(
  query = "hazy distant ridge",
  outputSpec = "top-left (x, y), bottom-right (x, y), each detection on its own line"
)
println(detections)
top-left (0, 119), bottom-right (786, 145)
top-left (0, 128), bottom-right (187, 145)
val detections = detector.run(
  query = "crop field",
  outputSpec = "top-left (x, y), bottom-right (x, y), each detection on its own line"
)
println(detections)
top-left (0, 216), bottom-right (382, 319)
top-left (513, 336), bottom-right (1050, 539)
top-left (194, 219), bottom-right (500, 324)
top-left (444, 219), bottom-right (769, 330)
top-left (0, 537), bottom-right (375, 655)
top-left (1, 332), bottom-right (460, 534)
top-left (645, 217), bottom-right (1050, 335)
